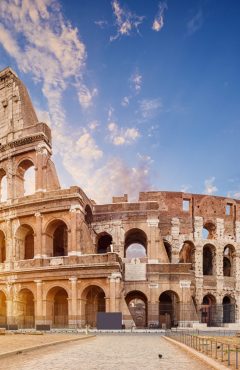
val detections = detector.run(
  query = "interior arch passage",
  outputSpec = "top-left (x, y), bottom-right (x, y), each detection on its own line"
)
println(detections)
top-left (125, 290), bottom-right (148, 328)
top-left (159, 290), bottom-right (180, 329)
top-left (81, 285), bottom-right (106, 328)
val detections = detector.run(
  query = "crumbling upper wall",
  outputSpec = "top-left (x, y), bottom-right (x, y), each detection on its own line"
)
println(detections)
top-left (0, 67), bottom-right (38, 143)
top-left (94, 191), bottom-right (240, 240)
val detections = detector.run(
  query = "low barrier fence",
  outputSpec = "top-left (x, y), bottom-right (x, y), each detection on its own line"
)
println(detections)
top-left (165, 330), bottom-right (240, 369)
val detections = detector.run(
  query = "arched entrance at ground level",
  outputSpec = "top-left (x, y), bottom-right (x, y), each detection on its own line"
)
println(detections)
top-left (201, 294), bottom-right (217, 327)
top-left (46, 287), bottom-right (69, 328)
top-left (159, 291), bottom-right (179, 329)
top-left (82, 286), bottom-right (106, 328)
top-left (125, 291), bottom-right (147, 328)
top-left (0, 291), bottom-right (6, 326)
top-left (223, 296), bottom-right (235, 324)
top-left (17, 289), bottom-right (35, 328)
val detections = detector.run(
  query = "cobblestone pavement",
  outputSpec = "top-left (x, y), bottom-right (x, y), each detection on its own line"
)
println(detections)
top-left (0, 334), bottom-right (214, 370)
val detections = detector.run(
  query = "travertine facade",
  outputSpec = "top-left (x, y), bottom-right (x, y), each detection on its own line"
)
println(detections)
top-left (0, 67), bottom-right (239, 329)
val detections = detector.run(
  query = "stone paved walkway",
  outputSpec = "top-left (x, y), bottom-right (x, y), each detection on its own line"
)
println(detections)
top-left (0, 334), bottom-right (215, 370)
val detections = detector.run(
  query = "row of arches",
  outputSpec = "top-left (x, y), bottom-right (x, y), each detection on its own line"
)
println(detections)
top-left (0, 285), bottom-right (106, 329)
top-left (125, 290), bottom-right (236, 329)
top-left (0, 220), bottom-right (68, 263)
top-left (0, 160), bottom-right (35, 201)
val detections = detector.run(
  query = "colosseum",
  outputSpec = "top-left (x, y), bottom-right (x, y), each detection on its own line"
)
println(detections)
top-left (0, 66), bottom-right (239, 330)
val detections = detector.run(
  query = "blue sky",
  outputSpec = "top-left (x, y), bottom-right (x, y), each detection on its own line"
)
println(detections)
top-left (0, 0), bottom-right (240, 203)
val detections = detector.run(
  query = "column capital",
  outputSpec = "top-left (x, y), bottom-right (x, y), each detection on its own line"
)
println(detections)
top-left (69, 276), bottom-right (78, 282)
top-left (34, 279), bottom-right (42, 284)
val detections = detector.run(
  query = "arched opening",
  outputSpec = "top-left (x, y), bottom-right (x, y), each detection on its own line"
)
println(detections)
top-left (46, 287), bottom-right (69, 328)
top-left (125, 291), bottom-right (147, 328)
top-left (17, 289), bottom-right (35, 328)
top-left (124, 228), bottom-right (147, 258)
top-left (0, 169), bottom-right (7, 202)
top-left (202, 222), bottom-right (216, 240)
top-left (97, 232), bottom-right (112, 254)
top-left (16, 159), bottom-right (35, 197)
top-left (201, 294), bottom-right (216, 326)
top-left (223, 296), bottom-right (235, 323)
top-left (159, 291), bottom-right (179, 329)
top-left (179, 241), bottom-right (195, 268)
top-left (47, 287), bottom-right (68, 328)
top-left (24, 166), bottom-right (35, 195)
top-left (15, 225), bottom-right (34, 260)
top-left (0, 291), bottom-right (7, 326)
top-left (0, 231), bottom-right (6, 263)
top-left (203, 244), bottom-right (215, 275)
top-left (223, 245), bottom-right (235, 277)
top-left (85, 205), bottom-right (93, 225)
top-left (46, 220), bottom-right (68, 257)
top-left (82, 285), bottom-right (106, 328)
top-left (163, 241), bottom-right (172, 263)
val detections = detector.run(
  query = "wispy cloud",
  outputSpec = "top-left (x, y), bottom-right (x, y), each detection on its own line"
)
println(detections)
top-left (108, 122), bottom-right (140, 145)
top-left (139, 98), bottom-right (162, 118)
top-left (94, 20), bottom-right (108, 29)
top-left (78, 85), bottom-right (98, 109)
top-left (130, 71), bottom-right (142, 93)
top-left (110, 0), bottom-right (144, 41)
top-left (152, 2), bottom-right (168, 32)
top-left (204, 177), bottom-right (218, 195)
top-left (187, 10), bottom-right (203, 35)
top-left (121, 96), bottom-right (130, 107)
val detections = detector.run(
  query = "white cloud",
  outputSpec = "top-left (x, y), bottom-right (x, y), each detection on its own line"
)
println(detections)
top-left (187, 10), bottom-right (203, 35)
top-left (152, 2), bottom-right (168, 32)
top-left (130, 71), bottom-right (142, 93)
top-left (108, 122), bottom-right (140, 146)
top-left (139, 98), bottom-right (162, 118)
top-left (88, 120), bottom-right (100, 131)
top-left (110, 0), bottom-right (144, 41)
top-left (204, 177), bottom-right (218, 195)
top-left (181, 184), bottom-right (192, 193)
top-left (121, 96), bottom-right (130, 106)
top-left (78, 85), bottom-right (98, 109)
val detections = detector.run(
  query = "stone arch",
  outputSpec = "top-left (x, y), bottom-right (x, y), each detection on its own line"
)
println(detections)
top-left (97, 232), bottom-right (112, 254)
top-left (0, 168), bottom-right (7, 202)
top-left (17, 288), bottom-right (35, 328)
top-left (223, 244), bottom-right (235, 277)
top-left (179, 240), bottom-right (195, 268)
top-left (163, 240), bottom-right (172, 263)
top-left (81, 285), bottom-right (106, 328)
top-left (124, 228), bottom-right (147, 258)
top-left (203, 244), bottom-right (216, 275)
top-left (45, 219), bottom-right (68, 257)
top-left (46, 286), bottom-right (69, 328)
top-left (201, 294), bottom-right (217, 326)
top-left (15, 158), bottom-right (35, 197)
top-left (159, 290), bottom-right (180, 328)
top-left (202, 221), bottom-right (216, 240)
top-left (0, 230), bottom-right (6, 263)
top-left (222, 295), bottom-right (235, 323)
top-left (85, 205), bottom-right (93, 225)
top-left (125, 290), bottom-right (148, 328)
top-left (15, 224), bottom-right (35, 260)
top-left (0, 291), bottom-right (7, 326)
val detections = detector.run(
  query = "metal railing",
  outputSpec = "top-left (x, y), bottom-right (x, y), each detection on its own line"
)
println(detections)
top-left (166, 330), bottom-right (240, 369)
